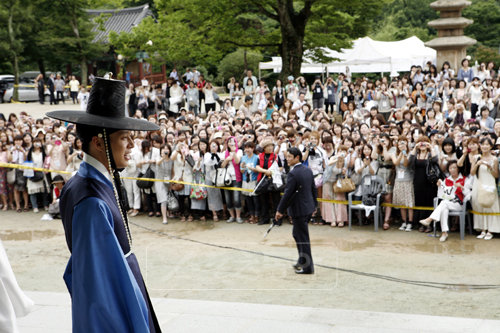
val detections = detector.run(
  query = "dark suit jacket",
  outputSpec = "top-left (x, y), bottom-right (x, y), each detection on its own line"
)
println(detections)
top-left (277, 163), bottom-right (317, 217)
top-left (47, 78), bottom-right (55, 92)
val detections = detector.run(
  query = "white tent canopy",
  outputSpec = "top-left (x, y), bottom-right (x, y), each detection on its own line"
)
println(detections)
top-left (259, 36), bottom-right (436, 75)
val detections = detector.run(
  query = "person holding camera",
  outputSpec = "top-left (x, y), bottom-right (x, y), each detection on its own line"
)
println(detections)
top-left (311, 76), bottom-right (324, 110)
top-left (409, 136), bottom-right (439, 232)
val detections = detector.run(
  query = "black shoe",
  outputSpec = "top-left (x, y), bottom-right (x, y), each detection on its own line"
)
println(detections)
top-left (258, 219), bottom-right (269, 225)
top-left (274, 221), bottom-right (282, 226)
top-left (294, 267), bottom-right (314, 274)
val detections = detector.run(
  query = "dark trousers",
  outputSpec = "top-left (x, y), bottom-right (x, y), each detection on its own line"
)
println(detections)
top-left (325, 102), bottom-right (335, 113)
top-left (49, 90), bottom-right (56, 104)
top-left (292, 214), bottom-right (314, 273)
top-left (259, 191), bottom-right (281, 223)
top-left (56, 91), bottom-right (65, 103)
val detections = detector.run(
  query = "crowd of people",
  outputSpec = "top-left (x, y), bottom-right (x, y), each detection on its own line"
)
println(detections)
top-left (1, 58), bottom-right (500, 242)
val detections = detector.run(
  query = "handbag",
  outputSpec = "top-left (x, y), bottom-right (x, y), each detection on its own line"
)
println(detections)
top-left (185, 155), bottom-right (195, 168)
top-left (425, 157), bottom-right (443, 184)
top-left (314, 174), bottom-right (323, 188)
top-left (333, 176), bottom-right (356, 193)
top-left (171, 167), bottom-right (185, 192)
top-left (253, 176), bottom-right (272, 195)
top-left (137, 166), bottom-right (155, 189)
top-left (215, 167), bottom-right (231, 187)
top-left (167, 191), bottom-right (179, 211)
top-left (242, 179), bottom-right (257, 196)
top-left (31, 171), bottom-right (45, 182)
top-left (478, 182), bottom-right (496, 209)
top-left (6, 169), bottom-right (16, 185)
top-left (15, 169), bottom-right (27, 188)
top-left (190, 176), bottom-right (208, 200)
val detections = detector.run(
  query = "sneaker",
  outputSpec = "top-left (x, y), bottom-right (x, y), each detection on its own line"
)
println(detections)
top-left (226, 217), bottom-right (235, 223)
top-left (33, 208), bottom-right (39, 213)
top-left (477, 231), bottom-right (486, 239)
top-left (405, 223), bottom-right (412, 232)
top-left (399, 223), bottom-right (407, 231)
top-left (236, 217), bottom-right (244, 224)
top-left (439, 234), bottom-right (448, 242)
top-left (484, 232), bottom-right (493, 241)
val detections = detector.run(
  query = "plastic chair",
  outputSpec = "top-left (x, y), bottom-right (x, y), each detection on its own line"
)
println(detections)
top-left (348, 175), bottom-right (385, 231)
top-left (432, 197), bottom-right (472, 240)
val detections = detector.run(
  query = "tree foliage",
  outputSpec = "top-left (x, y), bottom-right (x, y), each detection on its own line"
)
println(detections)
top-left (371, 0), bottom-right (438, 42)
top-left (216, 49), bottom-right (263, 84)
top-left (116, 0), bottom-right (386, 79)
top-left (463, 0), bottom-right (500, 49)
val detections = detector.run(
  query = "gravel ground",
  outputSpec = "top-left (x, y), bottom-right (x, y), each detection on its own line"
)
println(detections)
top-left (2, 209), bottom-right (500, 320)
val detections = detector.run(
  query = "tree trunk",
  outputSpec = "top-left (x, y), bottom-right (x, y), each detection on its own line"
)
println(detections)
top-left (243, 49), bottom-right (248, 72)
top-left (276, 0), bottom-right (306, 81)
top-left (280, 34), bottom-right (304, 82)
top-left (37, 60), bottom-right (45, 78)
top-left (7, 2), bottom-right (19, 101)
top-left (81, 57), bottom-right (88, 87)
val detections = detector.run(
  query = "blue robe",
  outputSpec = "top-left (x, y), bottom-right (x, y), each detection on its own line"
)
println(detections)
top-left (60, 161), bottom-right (152, 332)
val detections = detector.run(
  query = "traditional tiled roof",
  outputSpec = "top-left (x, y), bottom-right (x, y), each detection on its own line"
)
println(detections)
top-left (87, 4), bottom-right (153, 43)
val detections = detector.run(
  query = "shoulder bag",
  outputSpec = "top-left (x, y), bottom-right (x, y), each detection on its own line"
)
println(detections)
top-left (167, 190), bottom-right (179, 211)
top-left (425, 157), bottom-right (443, 184)
top-left (215, 166), bottom-right (231, 187)
top-left (333, 175), bottom-right (356, 193)
top-left (137, 166), bottom-right (155, 189)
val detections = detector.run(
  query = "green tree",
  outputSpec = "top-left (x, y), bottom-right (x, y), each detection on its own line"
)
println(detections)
top-left (0, 0), bottom-right (33, 100)
top-left (371, 0), bottom-right (438, 42)
top-left (125, 0), bottom-right (386, 80)
top-left (464, 0), bottom-right (500, 49)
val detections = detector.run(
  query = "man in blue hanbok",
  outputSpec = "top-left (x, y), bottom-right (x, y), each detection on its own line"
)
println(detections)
top-left (47, 77), bottom-right (162, 332)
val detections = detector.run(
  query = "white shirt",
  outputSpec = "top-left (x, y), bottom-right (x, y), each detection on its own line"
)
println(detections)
top-left (84, 153), bottom-right (112, 183)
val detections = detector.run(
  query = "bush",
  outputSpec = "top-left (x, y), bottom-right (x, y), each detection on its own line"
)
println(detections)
top-left (216, 49), bottom-right (263, 85)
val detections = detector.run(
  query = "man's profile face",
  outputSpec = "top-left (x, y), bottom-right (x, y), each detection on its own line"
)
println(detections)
top-left (286, 152), bottom-right (298, 166)
top-left (110, 130), bottom-right (134, 169)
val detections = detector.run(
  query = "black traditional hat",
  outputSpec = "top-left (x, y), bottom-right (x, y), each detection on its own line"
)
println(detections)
top-left (46, 77), bottom-right (159, 131)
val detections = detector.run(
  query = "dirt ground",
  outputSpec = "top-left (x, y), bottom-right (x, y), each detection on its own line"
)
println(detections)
top-left (2, 209), bottom-right (500, 321)
top-left (2, 102), bottom-right (500, 321)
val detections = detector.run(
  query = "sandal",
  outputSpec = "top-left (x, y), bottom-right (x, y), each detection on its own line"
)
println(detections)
top-left (155, 212), bottom-right (161, 217)
top-left (200, 216), bottom-right (206, 222)
top-left (337, 222), bottom-right (344, 228)
top-left (180, 216), bottom-right (186, 222)
top-left (23, 207), bottom-right (29, 212)
top-left (383, 222), bottom-right (390, 230)
top-left (148, 212), bottom-right (154, 217)
top-left (213, 215), bottom-right (219, 222)
top-left (16, 208), bottom-right (22, 213)
top-left (187, 215), bottom-right (194, 222)
top-left (330, 222), bottom-right (337, 227)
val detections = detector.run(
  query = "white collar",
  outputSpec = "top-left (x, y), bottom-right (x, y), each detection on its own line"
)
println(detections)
top-left (83, 153), bottom-right (113, 183)
top-left (290, 163), bottom-right (300, 171)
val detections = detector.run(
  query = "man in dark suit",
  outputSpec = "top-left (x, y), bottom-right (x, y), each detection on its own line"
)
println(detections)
top-left (47, 73), bottom-right (56, 105)
top-left (275, 147), bottom-right (317, 274)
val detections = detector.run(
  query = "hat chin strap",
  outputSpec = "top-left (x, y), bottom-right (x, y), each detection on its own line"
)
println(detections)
top-left (101, 129), bottom-right (133, 248)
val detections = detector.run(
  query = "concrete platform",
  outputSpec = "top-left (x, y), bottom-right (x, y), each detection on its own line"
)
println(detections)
top-left (17, 291), bottom-right (500, 333)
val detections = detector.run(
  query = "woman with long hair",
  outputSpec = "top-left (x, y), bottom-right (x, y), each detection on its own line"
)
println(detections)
top-left (470, 137), bottom-right (499, 240)
top-left (220, 136), bottom-right (243, 223)
top-left (391, 136), bottom-right (415, 231)
top-left (203, 140), bottom-right (224, 221)
top-left (26, 138), bottom-right (49, 213)
top-left (409, 136), bottom-right (438, 232)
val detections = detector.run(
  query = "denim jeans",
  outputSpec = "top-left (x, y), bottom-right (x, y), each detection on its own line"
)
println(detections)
top-left (224, 180), bottom-right (242, 210)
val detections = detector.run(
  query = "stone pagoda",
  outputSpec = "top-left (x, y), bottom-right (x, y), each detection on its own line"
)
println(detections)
top-left (425, 0), bottom-right (476, 71)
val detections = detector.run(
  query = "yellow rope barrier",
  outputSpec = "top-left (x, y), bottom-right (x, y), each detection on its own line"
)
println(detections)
top-left (1, 162), bottom-right (499, 215)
